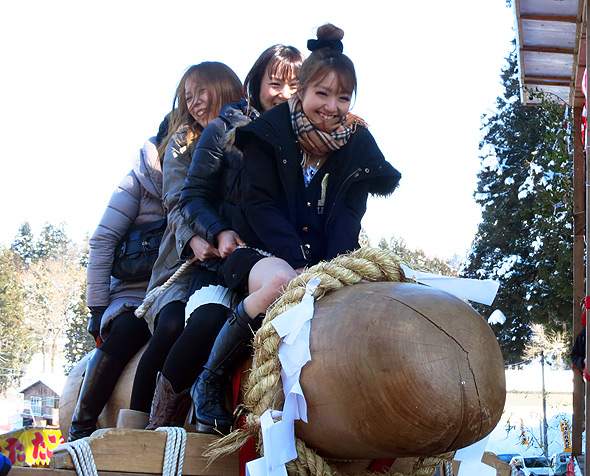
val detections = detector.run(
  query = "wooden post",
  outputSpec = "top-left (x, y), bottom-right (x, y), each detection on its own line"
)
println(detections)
top-left (572, 103), bottom-right (585, 457)
top-left (585, 6), bottom-right (589, 474)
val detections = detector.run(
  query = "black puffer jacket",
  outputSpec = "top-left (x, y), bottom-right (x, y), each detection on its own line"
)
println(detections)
top-left (179, 99), bottom-right (258, 246)
top-left (233, 101), bottom-right (401, 268)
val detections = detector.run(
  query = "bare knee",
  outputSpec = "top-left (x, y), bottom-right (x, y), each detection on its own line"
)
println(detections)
top-left (244, 259), bottom-right (297, 315)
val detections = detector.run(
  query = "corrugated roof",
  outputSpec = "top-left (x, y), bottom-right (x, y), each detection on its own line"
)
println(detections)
top-left (514, 0), bottom-right (585, 106)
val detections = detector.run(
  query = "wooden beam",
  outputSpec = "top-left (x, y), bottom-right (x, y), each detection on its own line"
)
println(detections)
top-left (525, 74), bottom-right (572, 81)
top-left (10, 468), bottom-right (155, 476)
top-left (520, 13), bottom-right (577, 23)
top-left (524, 80), bottom-right (572, 87)
top-left (585, 4), bottom-right (589, 474)
top-left (522, 45), bottom-right (575, 55)
top-left (50, 429), bottom-right (239, 476)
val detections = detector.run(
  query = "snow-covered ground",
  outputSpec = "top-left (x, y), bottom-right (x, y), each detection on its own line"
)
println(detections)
top-left (486, 360), bottom-right (581, 460)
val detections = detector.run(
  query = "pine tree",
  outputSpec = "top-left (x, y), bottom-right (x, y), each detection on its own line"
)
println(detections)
top-left (63, 240), bottom-right (94, 373)
top-left (0, 247), bottom-right (35, 391)
top-left (34, 223), bottom-right (71, 261)
top-left (464, 49), bottom-right (573, 364)
top-left (378, 236), bottom-right (459, 276)
top-left (11, 222), bottom-right (35, 266)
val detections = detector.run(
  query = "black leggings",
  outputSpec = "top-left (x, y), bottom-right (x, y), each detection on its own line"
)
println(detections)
top-left (99, 310), bottom-right (151, 364)
top-left (129, 301), bottom-right (185, 413)
top-left (163, 303), bottom-right (230, 394)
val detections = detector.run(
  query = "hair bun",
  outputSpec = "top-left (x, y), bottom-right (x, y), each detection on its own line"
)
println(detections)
top-left (307, 23), bottom-right (344, 53)
top-left (307, 38), bottom-right (343, 53)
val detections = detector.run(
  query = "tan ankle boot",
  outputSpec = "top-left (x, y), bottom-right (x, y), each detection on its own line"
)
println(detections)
top-left (116, 409), bottom-right (149, 429)
top-left (145, 373), bottom-right (191, 430)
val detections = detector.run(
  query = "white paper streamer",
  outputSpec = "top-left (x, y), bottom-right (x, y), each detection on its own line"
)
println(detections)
top-left (246, 278), bottom-right (321, 476)
top-left (454, 436), bottom-right (495, 476)
top-left (400, 264), bottom-right (500, 306)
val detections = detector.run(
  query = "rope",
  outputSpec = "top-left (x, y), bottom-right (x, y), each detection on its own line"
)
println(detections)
top-left (156, 427), bottom-right (187, 476)
top-left (61, 439), bottom-right (98, 476)
top-left (204, 247), bottom-right (455, 476)
top-left (135, 257), bottom-right (199, 318)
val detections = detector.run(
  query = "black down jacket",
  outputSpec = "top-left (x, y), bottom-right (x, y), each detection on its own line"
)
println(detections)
top-left (179, 99), bottom-right (258, 246)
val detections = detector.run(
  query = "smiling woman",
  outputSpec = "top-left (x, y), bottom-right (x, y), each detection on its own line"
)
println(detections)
top-left (173, 23), bottom-right (402, 435)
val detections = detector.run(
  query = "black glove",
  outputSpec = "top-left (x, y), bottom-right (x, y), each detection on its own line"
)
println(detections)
top-left (87, 307), bottom-right (107, 341)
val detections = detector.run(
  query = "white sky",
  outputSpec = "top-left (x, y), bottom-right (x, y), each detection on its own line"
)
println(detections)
top-left (0, 0), bottom-right (516, 260)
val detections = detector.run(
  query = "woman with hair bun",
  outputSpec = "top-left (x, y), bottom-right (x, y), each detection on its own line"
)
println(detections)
top-left (189, 24), bottom-right (401, 435)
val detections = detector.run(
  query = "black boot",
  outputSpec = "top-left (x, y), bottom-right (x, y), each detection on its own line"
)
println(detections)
top-left (192, 301), bottom-right (263, 435)
top-left (68, 349), bottom-right (125, 441)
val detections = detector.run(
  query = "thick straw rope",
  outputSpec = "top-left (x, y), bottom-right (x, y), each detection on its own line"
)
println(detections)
top-left (135, 257), bottom-right (199, 318)
top-left (205, 247), bottom-right (453, 476)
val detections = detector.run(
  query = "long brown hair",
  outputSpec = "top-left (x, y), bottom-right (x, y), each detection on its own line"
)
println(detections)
top-left (157, 62), bottom-right (244, 159)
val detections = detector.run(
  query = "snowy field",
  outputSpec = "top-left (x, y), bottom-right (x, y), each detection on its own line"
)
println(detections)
top-left (486, 361), bottom-right (581, 460)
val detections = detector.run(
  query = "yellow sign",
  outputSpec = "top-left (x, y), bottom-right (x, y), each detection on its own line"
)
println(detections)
top-left (0, 427), bottom-right (64, 467)
top-left (560, 421), bottom-right (572, 452)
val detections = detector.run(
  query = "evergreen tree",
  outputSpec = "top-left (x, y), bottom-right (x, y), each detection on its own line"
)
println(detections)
top-left (63, 287), bottom-right (94, 374)
top-left (11, 222), bottom-right (35, 266)
top-left (378, 236), bottom-right (459, 276)
top-left (464, 49), bottom-right (573, 364)
top-left (0, 247), bottom-right (35, 391)
top-left (34, 223), bottom-right (71, 260)
top-left (64, 240), bottom-right (94, 373)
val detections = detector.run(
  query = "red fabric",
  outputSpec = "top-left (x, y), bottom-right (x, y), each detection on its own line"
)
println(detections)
top-left (96, 336), bottom-right (102, 348)
top-left (367, 459), bottom-right (396, 473)
top-left (566, 456), bottom-right (575, 476)
top-left (572, 363), bottom-right (584, 376)
top-left (583, 296), bottom-right (590, 326)
top-left (232, 367), bottom-right (256, 476)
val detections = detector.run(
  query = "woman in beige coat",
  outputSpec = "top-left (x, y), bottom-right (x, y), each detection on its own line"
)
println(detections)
top-left (68, 119), bottom-right (167, 441)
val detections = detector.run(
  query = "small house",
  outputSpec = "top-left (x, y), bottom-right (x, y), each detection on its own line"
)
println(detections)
top-left (19, 380), bottom-right (60, 427)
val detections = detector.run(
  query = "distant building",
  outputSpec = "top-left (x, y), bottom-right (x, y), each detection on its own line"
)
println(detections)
top-left (19, 381), bottom-right (60, 427)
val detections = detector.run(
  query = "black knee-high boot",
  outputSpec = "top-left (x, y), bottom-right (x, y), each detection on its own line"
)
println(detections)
top-left (192, 301), bottom-right (263, 435)
top-left (68, 349), bottom-right (125, 441)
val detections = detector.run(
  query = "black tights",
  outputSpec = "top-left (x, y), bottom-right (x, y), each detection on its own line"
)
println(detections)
top-left (129, 301), bottom-right (185, 413)
top-left (99, 310), bottom-right (151, 364)
top-left (163, 303), bottom-right (230, 393)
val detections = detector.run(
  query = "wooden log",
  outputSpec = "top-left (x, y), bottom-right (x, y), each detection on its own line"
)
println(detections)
top-left (51, 429), bottom-right (238, 476)
top-left (294, 282), bottom-right (506, 458)
top-left (59, 281), bottom-right (505, 460)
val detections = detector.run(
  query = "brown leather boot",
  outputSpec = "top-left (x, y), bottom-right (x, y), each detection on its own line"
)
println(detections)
top-left (145, 373), bottom-right (191, 430)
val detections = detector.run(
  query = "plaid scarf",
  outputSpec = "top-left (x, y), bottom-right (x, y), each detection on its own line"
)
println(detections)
top-left (288, 94), bottom-right (365, 157)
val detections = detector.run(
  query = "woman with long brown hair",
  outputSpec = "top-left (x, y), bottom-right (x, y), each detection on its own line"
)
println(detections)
top-left (117, 62), bottom-right (245, 430)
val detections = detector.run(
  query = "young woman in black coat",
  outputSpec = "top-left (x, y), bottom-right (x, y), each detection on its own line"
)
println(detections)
top-left (148, 45), bottom-right (304, 434)
top-left (188, 24), bottom-right (401, 435)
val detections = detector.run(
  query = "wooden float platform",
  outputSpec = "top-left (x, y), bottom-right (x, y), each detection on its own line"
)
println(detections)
top-left (6, 429), bottom-right (510, 476)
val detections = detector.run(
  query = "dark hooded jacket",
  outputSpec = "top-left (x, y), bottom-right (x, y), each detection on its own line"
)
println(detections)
top-left (233, 101), bottom-right (401, 269)
top-left (179, 99), bottom-right (258, 246)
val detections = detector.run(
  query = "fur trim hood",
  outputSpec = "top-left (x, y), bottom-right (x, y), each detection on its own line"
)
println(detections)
top-left (133, 137), bottom-right (163, 200)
